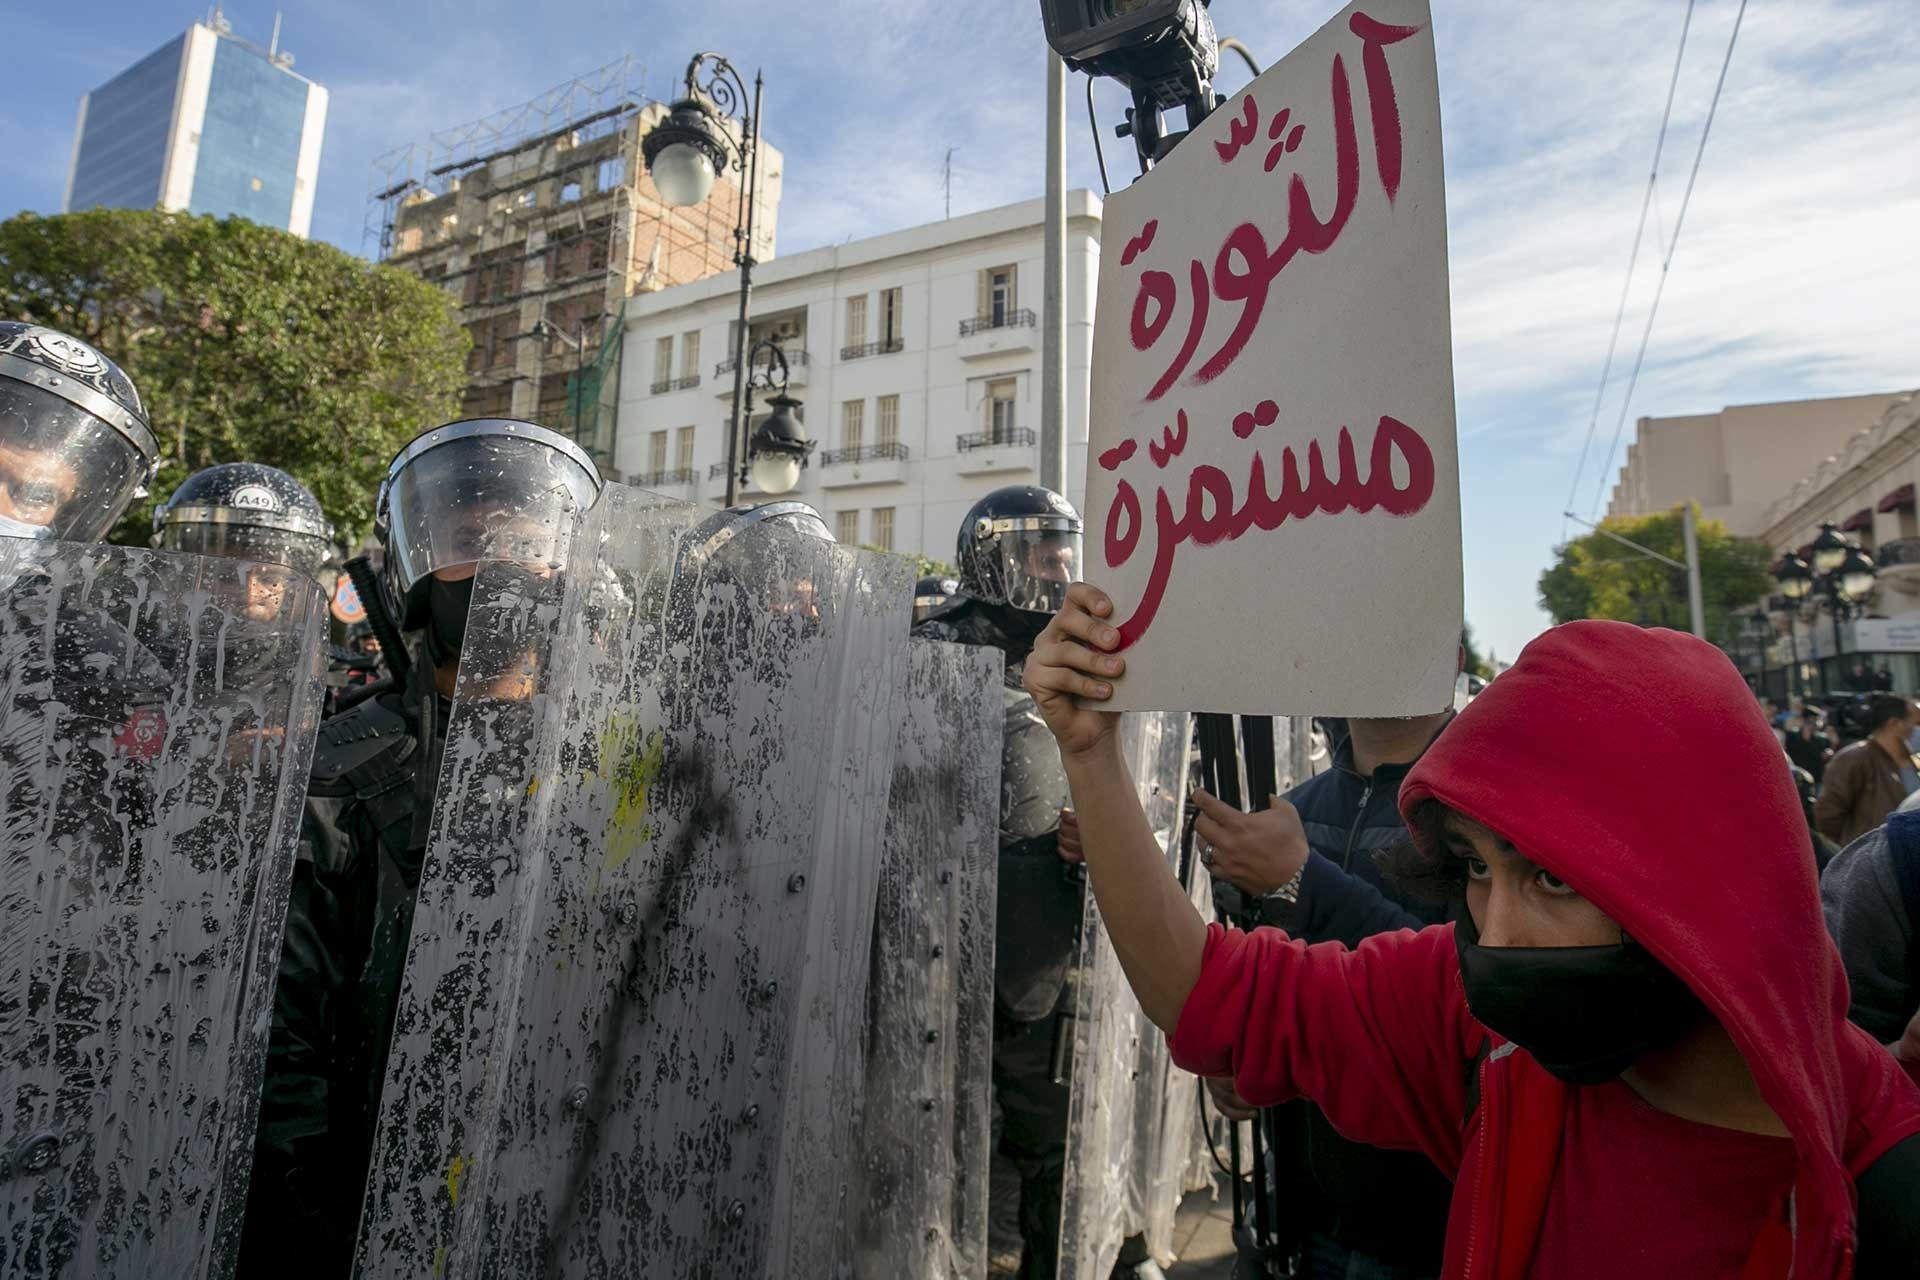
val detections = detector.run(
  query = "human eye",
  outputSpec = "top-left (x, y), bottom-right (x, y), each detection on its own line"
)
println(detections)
top-left (1535, 868), bottom-right (1578, 896)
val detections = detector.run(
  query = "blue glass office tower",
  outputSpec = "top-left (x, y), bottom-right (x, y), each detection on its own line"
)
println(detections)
top-left (64, 18), bottom-right (329, 237)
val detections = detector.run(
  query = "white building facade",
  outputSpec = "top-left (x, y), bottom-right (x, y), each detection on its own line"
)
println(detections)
top-left (612, 191), bottom-right (1103, 564)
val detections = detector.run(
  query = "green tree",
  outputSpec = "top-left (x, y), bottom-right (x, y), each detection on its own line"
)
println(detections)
top-left (1537, 505), bottom-right (1773, 645)
top-left (1461, 622), bottom-right (1495, 679)
top-left (0, 208), bottom-right (469, 547)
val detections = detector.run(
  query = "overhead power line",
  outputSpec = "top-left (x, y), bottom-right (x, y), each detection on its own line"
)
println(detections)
top-left (1588, 0), bottom-right (1750, 519)
top-left (1562, 0), bottom-right (1696, 540)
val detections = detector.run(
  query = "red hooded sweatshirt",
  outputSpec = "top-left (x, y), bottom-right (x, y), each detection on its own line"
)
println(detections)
top-left (1169, 621), bottom-right (1920, 1278)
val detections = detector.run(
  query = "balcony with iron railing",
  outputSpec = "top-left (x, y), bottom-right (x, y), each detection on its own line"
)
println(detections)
top-left (959, 309), bottom-right (1036, 337)
top-left (819, 441), bottom-right (909, 489)
top-left (650, 374), bottom-right (702, 394)
top-left (839, 337), bottom-right (905, 361)
top-left (958, 308), bottom-right (1038, 360)
top-left (955, 426), bottom-right (1036, 476)
top-left (1877, 536), bottom-right (1920, 582)
top-left (634, 467), bottom-right (697, 490)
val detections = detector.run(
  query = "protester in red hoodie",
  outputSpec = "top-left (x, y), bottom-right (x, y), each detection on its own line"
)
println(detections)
top-left (1025, 591), bottom-right (1920, 1279)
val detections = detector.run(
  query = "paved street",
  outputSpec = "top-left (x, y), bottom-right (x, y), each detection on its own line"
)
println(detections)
top-left (1165, 1177), bottom-right (1237, 1278)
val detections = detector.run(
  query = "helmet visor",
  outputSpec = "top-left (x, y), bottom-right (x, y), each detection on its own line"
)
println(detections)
top-left (0, 382), bottom-right (146, 542)
top-left (384, 434), bottom-right (600, 594)
top-left (993, 519), bottom-right (1082, 614)
top-left (159, 520), bottom-right (336, 587)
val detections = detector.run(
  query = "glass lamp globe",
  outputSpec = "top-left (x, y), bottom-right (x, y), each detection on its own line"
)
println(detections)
top-left (1839, 548), bottom-right (1878, 600)
top-left (651, 142), bottom-right (717, 208)
top-left (1810, 522), bottom-right (1849, 574)
top-left (751, 453), bottom-right (803, 495)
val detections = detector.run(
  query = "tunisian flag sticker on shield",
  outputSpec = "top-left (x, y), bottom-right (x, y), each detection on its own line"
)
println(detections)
top-left (114, 707), bottom-right (167, 760)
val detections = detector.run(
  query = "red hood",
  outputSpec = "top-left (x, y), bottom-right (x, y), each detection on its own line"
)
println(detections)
top-left (1400, 620), bottom-right (1920, 1276)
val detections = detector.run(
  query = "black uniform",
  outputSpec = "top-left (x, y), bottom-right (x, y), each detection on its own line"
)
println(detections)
top-left (238, 654), bottom-right (449, 1278)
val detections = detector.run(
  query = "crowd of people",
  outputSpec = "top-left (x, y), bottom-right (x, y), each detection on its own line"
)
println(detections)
top-left (10, 311), bottom-right (1920, 1279)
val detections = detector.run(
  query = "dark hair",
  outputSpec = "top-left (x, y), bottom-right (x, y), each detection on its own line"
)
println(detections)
top-left (1867, 694), bottom-right (1913, 734)
top-left (1374, 800), bottom-right (1469, 904)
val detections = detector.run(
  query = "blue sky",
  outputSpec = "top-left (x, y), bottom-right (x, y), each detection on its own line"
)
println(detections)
top-left (5, 1), bottom-right (1917, 663)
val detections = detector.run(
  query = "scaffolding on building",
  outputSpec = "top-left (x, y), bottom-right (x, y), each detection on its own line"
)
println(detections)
top-left (363, 57), bottom-right (767, 479)
top-left (362, 57), bottom-right (650, 260)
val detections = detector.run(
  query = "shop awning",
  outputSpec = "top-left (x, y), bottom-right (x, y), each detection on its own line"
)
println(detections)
top-left (1842, 507), bottom-right (1874, 532)
top-left (1878, 483), bottom-right (1915, 513)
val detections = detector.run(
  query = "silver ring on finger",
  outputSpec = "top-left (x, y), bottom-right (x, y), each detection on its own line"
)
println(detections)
top-left (1199, 840), bottom-right (1217, 867)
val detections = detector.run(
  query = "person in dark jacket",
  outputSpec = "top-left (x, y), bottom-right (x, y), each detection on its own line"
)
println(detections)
top-left (1822, 812), bottom-right (1920, 1054)
top-left (1815, 696), bottom-right (1917, 846)
top-left (1194, 712), bottom-right (1455, 1279)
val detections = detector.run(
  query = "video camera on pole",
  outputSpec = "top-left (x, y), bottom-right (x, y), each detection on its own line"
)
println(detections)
top-left (1038, 0), bottom-right (1220, 171)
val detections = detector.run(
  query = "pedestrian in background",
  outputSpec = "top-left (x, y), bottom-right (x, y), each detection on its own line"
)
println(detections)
top-left (1815, 696), bottom-right (1919, 846)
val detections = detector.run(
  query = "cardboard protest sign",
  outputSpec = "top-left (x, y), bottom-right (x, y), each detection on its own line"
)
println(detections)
top-left (1084, 0), bottom-right (1461, 715)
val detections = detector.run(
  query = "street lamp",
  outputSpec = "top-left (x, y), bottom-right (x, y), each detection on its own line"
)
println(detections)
top-left (1809, 520), bottom-right (1850, 574)
top-left (642, 51), bottom-right (765, 507)
top-left (736, 338), bottom-right (813, 497)
top-left (1774, 523), bottom-right (1878, 692)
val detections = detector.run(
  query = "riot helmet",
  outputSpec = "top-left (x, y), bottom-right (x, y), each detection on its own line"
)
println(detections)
top-left (685, 500), bottom-right (834, 559)
top-left (913, 574), bottom-right (959, 625)
top-left (681, 500), bottom-right (836, 623)
top-left (956, 485), bottom-right (1082, 615)
top-left (152, 462), bottom-right (335, 587)
top-left (0, 322), bottom-right (157, 543)
top-left (375, 418), bottom-right (603, 662)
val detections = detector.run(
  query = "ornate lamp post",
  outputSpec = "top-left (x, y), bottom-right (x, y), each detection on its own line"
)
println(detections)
top-left (1774, 520), bottom-right (1878, 691)
top-left (642, 52), bottom-right (770, 507)
top-left (737, 338), bottom-right (812, 496)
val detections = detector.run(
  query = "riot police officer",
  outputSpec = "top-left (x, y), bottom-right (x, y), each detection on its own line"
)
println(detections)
top-left (152, 462), bottom-right (336, 586)
top-left (0, 321), bottom-right (157, 544)
top-left (916, 484), bottom-right (1161, 1280)
top-left (151, 463), bottom-right (338, 687)
top-left (0, 321), bottom-right (169, 743)
top-left (913, 573), bottom-right (960, 626)
top-left (238, 418), bottom-right (603, 1278)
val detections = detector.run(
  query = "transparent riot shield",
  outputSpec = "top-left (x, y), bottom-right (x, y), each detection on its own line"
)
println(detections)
top-left (355, 483), bottom-right (913, 1279)
top-left (1056, 710), bottom-right (1195, 1278)
top-left (0, 540), bottom-right (325, 1279)
top-left (850, 640), bottom-right (1001, 1279)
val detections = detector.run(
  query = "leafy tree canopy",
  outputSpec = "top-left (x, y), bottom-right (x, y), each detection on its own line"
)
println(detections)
top-left (1538, 505), bottom-right (1773, 643)
top-left (0, 208), bottom-right (469, 548)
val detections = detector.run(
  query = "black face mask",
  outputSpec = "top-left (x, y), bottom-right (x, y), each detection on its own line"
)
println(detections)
top-left (422, 575), bottom-right (476, 667)
top-left (1454, 911), bottom-right (1706, 1085)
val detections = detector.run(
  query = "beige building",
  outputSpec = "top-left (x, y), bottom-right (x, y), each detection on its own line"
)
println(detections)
top-left (1737, 393), bottom-right (1920, 696)
top-left (368, 59), bottom-right (783, 475)
top-left (1606, 392), bottom-right (1909, 537)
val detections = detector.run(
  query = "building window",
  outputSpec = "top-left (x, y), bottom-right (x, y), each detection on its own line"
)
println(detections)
top-left (842, 399), bottom-right (865, 451)
top-left (648, 430), bottom-right (668, 475)
top-left (675, 425), bottom-right (695, 471)
top-left (836, 510), bottom-right (860, 544)
top-left (680, 330), bottom-right (701, 380)
top-left (655, 336), bottom-right (674, 386)
top-left (876, 395), bottom-right (900, 448)
top-left (879, 287), bottom-right (903, 347)
top-left (517, 189), bottom-right (537, 209)
top-left (560, 180), bottom-right (582, 203)
top-left (845, 294), bottom-right (868, 349)
top-left (986, 378), bottom-right (1017, 441)
top-left (598, 156), bottom-right (625, 191)
top-left (871, 507), bottom-right (895, 551)
top-left (981, 265), bottom-right (1017, 326)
